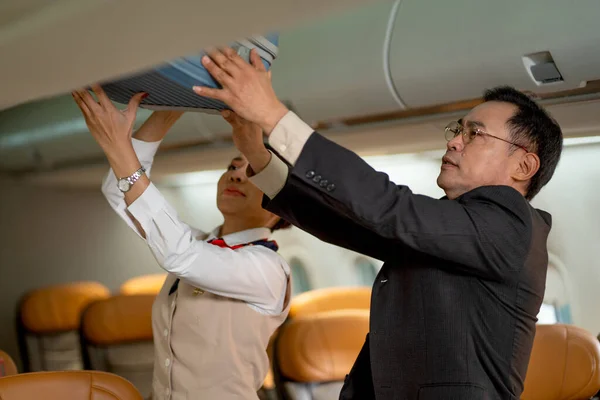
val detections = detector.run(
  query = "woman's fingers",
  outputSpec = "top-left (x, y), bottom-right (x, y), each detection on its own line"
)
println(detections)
top-left (125, 92), bottom-right (147, 118)
top-left (72, 91), bottom-right (91, 116)
top-left (76, 89), bottom-right (101, 114)
top-left (91, 84), bottom-right (112, 108)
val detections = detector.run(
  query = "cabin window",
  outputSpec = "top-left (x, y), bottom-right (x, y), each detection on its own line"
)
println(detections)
top-left (537, 303), bottom-right (559, 324)
top-left (289, 257), bottom-right (311, 295)
top-left (355, 257), bottom-right (378, 286)
top-left (537, 254), bottom-right (573, 324)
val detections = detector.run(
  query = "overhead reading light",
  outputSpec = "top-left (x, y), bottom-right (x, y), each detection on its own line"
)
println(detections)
top-left (522, 51), bottom-right (564, 86)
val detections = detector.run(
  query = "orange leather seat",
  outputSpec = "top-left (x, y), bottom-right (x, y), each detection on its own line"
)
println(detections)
top-left (81, 294), bottom-right (155, 399)
top-left (0, 370), bottom-right (142, 400)
top-left (274, 309), bottom-right (369, 399)
top-left (288, 286), bottom-right (371, 319)
top-left (119, 274), bottom-right (167, 296)
top-left (522, 324), bottom-right (600, 400)
top-left (17, 281), bottom-right (111, 372)
top-left (261, 287), bottom-right (370, 396)
top-left (0, 350), bottom-right (18, 377)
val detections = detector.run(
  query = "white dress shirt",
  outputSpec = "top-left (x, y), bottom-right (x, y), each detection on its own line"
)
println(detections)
top-left (248, 111), bottom-right (314, 199)
top-left (101, 138), bottom-right (290, 315)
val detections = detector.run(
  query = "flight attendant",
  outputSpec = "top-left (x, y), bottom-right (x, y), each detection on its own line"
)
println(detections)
top-left (72, 86), bottom-right (292, 400)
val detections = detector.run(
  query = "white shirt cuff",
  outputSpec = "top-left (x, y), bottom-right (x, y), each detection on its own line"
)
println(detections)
top-left (267, 111), bottom-right (314, 166)
top-left (248, 151), bottom-right (289, 199)
top-left (132, 138), bottom-right (162, 164)
top-left (126, 183), bottom-right (166, 230)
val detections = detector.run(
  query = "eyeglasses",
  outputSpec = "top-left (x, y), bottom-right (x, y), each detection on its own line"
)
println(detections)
top-left (444, 120), bottom-right (529, 153)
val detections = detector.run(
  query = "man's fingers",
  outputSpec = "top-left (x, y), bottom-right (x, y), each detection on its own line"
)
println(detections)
top-left (250, 49), bottom-right (266, 72)
top-left (193, 86), bottom-right (228, 102)
top-left (222, 47), bottom-right (248, 69)
top-left (91, 84), bottom-right (112, 108)
top-left (201, 55), bottom-right (234, 87)
top-left (205, 48), bottom-right (239, 77)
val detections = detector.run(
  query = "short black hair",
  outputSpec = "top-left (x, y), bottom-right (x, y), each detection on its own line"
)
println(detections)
top-left (483, 86), bottom-right (563, 200)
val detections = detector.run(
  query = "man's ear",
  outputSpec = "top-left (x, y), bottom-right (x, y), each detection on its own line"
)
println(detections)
top-left (513, 152), bottom-right (540, 182)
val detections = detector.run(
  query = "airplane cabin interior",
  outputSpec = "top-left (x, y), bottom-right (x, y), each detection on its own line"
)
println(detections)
top-left (0, 0), bottom-right (599, 399)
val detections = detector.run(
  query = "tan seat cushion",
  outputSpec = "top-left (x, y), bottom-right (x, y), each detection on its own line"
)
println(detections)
top-left (522, 324), bottom-right (600, 400)
top-left (0, 370), bottom-right (142, 400)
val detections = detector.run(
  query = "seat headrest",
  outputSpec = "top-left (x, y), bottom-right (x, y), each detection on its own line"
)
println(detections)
top-left (289, 287), bottom-right (371, 319)
top-left (82, 295), bottom-right (154, 345)
top-left (119, 273), bottom-right (167, 295)
top-left (19, 282), bottom-right (110, 333)
top-left (522, 324), bottom-right (600, 400)
top-left (0, 370), bottom-right (142, 400)
top-left (277, 309), bottom-right (369, 382)
top-left (0, 350), bottom-right (18, 377)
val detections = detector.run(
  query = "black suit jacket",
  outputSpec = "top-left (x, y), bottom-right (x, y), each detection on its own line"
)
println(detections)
top-left (263, 133), bottom-right (551, 400)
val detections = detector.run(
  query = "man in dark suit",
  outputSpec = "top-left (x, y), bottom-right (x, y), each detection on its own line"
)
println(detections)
top-left (193, 48), bottom-right (563, 399)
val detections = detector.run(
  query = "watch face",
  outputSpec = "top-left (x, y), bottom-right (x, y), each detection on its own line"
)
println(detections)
top-left (117, 179), bottom-right (130, 192)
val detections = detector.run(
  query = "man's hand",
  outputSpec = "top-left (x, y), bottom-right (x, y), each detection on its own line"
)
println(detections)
top-left (192, 48), bottom-right (289, 135)
top-left (222, 110), bottom-right (272, 174)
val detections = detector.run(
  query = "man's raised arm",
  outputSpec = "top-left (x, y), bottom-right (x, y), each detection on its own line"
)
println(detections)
top-left (194, 48), bottom-right (534, 282)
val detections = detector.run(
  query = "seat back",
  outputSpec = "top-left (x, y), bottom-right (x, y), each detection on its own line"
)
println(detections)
top-left (288, 286), bottom-right (371, 319)
top-left (119, 274), bottom-right (167, 296)
top-left (17, 281), bottom-right (110, 372)
top-left (0, 370), bottom-right (142, 400)
top-left (274, 309), bottom-right (369, 400)
top-left (81, 294), bottom-right (155, 399)
top-left (522, 324), bottom-right (600, 400)
top-left (0, 350), bottom-right (18, 377)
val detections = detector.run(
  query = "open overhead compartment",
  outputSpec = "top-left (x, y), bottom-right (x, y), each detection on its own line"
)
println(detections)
top-left (0, 1), bottom-right (402, 172)
top-left (2, 0), bottom-right (600, 177)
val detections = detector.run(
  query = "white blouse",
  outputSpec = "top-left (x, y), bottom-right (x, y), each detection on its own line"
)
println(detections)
top-left (101, 138), bottom-right (290, 315)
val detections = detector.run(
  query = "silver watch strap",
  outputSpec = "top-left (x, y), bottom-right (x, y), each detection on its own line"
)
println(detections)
top-left (123, 166), bottom-right (146, 185)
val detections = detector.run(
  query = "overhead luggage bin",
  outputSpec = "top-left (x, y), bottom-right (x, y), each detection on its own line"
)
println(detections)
top-left (388, 0), bottom-right (600, 108)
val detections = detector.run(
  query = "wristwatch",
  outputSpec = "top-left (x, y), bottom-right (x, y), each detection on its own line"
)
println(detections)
top-left (117, 166), bottom-right (146, 193)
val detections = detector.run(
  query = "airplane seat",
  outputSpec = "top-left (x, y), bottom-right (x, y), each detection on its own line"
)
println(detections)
top-left (16, 281), bottom-right (111, 372)
top-left (0, 350), bottom-right (18, 377)
top-left (522, 324), bottom-right (600, 400)
top-left (119, 274), bottom-right (167, 296)
top-left (80, 294), bottom-right (155, 400)
top-left (274, 309), bottom-right (369, 400)
top-left (288, 287), bottom-right (371, 319)
top-left (0, 370), bottom-right (143, 399)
